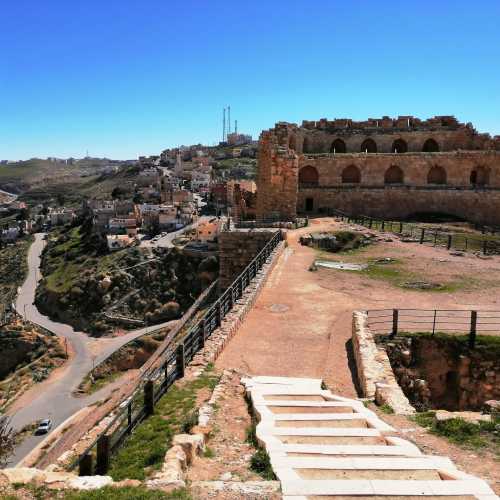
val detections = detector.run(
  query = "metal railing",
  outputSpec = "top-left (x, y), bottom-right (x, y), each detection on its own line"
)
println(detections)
top-left (366, 308), bottom-right (500, 348)
top-left (234, 217), bottom-right (308, 229)
top-left (70, 229), bottom-right (283, 475)
top-left (327, 210), bottom-right (500, 255)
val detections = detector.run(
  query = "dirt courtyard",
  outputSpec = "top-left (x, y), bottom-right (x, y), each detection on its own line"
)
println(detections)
top-left (216, 217), bottom-right (500, 397)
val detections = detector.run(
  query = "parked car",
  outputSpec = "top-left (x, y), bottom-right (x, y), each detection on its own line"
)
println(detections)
top-left (34, 419), bottom-right (52, 435)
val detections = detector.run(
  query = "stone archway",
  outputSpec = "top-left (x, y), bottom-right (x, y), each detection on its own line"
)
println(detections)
top-left (384, 165), bottom-right (404, 184)
top-left (360, 138), bottom-right (377, 153)
top-left (331, 138), bottom-right (346, 154)
top-left (423, 138), bottom-right (440, 152)
top-left (342, 165), bottom-right (361, 184)
top-left (299, 165), bottom-right (319, 187)
top-left (427, 165), bottom-right (447, 185)
top-left (392, 139), bottom-right (408, 153)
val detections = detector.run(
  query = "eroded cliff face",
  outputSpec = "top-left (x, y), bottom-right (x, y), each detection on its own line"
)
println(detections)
top-left (380, 335), bottom-right (500, 411)
top-left (0, 327), bottom-right (47, 379)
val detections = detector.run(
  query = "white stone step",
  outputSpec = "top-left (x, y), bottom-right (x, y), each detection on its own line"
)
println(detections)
top-left (281, 479), bottom-right (497, 496)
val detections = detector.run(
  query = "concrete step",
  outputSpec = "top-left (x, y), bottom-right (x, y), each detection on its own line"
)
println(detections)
top-left (243, 376), bottom-right (498, 500)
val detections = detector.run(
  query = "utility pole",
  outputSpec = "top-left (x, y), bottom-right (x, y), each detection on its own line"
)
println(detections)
top-left (222, 108), bottom-right (226, 142)
top-left (228, 106), bottom-right (231, 136)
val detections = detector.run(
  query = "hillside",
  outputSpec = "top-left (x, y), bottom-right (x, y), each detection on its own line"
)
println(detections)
top-left (35, 224), bottom-right (218, 335)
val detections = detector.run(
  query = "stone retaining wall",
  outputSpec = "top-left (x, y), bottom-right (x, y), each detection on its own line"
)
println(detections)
top-left (352, 311), bottom-right (414, 415)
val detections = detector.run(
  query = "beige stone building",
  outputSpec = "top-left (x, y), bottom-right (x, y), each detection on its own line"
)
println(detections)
top-left (256, 116), bottom-right (500, 225)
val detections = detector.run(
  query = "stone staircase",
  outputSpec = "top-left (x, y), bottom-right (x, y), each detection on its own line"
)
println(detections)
top-left (243, 376), bottom-right (498, 500)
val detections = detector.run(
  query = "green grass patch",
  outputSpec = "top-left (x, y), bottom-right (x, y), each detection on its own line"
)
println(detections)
top-left (412, 411), bottom-right (500, 455)
top-left (108, 366), bottom-right (219, 481)
top-left (379, 403), bottom-right (394, 414)
top-left (203, 446), bottom-right (215, 458)
top-left (249, 448), bottom-right (277, 480)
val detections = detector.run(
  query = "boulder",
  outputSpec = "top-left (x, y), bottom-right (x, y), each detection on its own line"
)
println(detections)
top-left (172, 433), bottom-right (204, 464)
top-left (435, 410), bottom-right (491, 424)
top-left (483, 400), bottom-right (500, 414)
top-left (67, 475), bottom-right (114, 490)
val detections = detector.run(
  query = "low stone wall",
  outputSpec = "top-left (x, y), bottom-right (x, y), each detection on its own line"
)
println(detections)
top-left (351, 311), bottom-right (415, 414)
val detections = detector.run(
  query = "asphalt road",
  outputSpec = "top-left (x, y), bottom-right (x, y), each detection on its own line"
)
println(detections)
top-left (7, 233), bottom-right (178, 466)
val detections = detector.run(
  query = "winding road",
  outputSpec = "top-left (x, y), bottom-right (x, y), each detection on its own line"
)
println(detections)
top-left (7, 234), bottom-right (178, 466)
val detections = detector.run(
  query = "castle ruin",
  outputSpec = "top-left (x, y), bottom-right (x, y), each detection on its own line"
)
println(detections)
top-left (256, 116), bottom-right (500, 225)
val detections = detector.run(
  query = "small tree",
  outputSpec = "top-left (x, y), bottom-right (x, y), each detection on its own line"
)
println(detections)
top-left (0, 415), bottom-right (15, 467)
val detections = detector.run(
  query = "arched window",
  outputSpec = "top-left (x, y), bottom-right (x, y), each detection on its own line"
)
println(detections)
top-left (302, 137), bottom-right (311, 154)
top-left (392, 139), bottom-right (408, 153)
top-left (427, 166), bottom-right (447, 185)
top-left (288, 135), bottom-right (296, 151)
top-left (331, 138), bottom-right (346, 154)
top-left (299, 165), bottom-right (319, 187)
top-left (470, 166), bottom-right (489, 186)
top-left (360, 138), bottom-right (377, 153)
top-left (342, 165), bottom-right (361, 184)
top-left (423, 138), bottom-right (440, 152)
top-left (384, 165), bottom-right (404, 184)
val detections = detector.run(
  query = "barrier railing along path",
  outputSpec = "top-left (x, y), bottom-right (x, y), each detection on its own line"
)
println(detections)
top-left (70, 230), bottom-right (283, 475)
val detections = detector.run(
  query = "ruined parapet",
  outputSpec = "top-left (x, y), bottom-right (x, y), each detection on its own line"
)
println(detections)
top-left (255, 129), bottom-right (298, 220)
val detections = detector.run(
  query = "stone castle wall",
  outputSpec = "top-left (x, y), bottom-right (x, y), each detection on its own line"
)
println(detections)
top-left (218, 230), bottom-right (276, 289)
top-left (256, 116), bottom-right (500, 224)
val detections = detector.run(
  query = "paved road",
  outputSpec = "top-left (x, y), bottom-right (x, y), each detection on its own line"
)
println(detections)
top-left (7, 234), bottom-right (177, 466)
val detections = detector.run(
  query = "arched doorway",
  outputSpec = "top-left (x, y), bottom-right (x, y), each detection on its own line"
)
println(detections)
top-left (427, 165), bottom-right (447, 185)
top-left (423, 138), bottom-right (440, 152)
top-left (302, 137), bottom-right (311, 154)
top-left (331, 138), bottom-right (346, 154)
top-left (342, 165), bottom-right (361, 184)
top-left (392, 138), bottom-right (408, 153)
top-left (470, 166), bottom-right (489, 186)
top-left (299, 165), bottom-right (319, 187)
top-left (384, 165), bottom-right (404, 184)
top-left (360, 138), bottom-right (377, 153)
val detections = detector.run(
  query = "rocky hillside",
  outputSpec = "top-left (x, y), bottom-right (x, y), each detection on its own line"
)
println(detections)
top-left (35, 224), bottom-right (218, 335)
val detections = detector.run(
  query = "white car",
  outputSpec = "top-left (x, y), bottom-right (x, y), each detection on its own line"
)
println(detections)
top-left (35, 419), bottom-right (52, 435)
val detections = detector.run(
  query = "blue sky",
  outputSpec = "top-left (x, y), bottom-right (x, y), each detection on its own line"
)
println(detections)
top-left (1, 0), bottom-right (499, 160)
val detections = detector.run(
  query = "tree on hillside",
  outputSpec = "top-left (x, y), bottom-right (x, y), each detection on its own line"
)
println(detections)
top-left (0, 415), bottom-right (15, 466)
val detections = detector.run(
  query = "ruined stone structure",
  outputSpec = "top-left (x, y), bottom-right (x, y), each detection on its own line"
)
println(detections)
top-left (256, 116), bottom-right (500, 225)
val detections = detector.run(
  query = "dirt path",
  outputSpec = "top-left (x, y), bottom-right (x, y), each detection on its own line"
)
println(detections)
top-left (216, 217), bottom-right (500, 397)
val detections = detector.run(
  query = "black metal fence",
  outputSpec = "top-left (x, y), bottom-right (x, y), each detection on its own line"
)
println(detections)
top-left (366, 308), bottom-right (500, 348)
top-left (336, 213), bottom-right (500, 255)
top-left (233, 217), bottom-right (308, 230)
top-left (70, 229), bottom-right (283, 475)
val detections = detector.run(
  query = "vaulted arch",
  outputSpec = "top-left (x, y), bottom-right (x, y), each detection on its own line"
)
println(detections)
top-left (384, 165), bottom-right (404, 184)
top-left (302, 137), bottom-right (311, 154)
top-left (299, 165), bottom-right (319, 186)
top-left (427, 165), bottom-right (447, 185)
top-left (360, 138), bottom-right (377, 153)
top-left (342, 165), bottom-right (361, 184)
top-left (423, 138), bottom-right (440, 152)
top-left (470, 166), bottom-right (490, 186)
top-left (331, 138), bottom-right (346, 154)
top-left (392, 138), bottom-right (408, 153)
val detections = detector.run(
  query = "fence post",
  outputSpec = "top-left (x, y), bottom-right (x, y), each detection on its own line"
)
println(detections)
top-left (79, 453), bottom-right (93, 476)
top-left (469, 311), bottom-right (477, 349)
top-left (399, 222), bottom-right (403, 233)
top-left (390, 309), bottom-right (398, 338)
top-left (200, 320), bottom-right (206, 348)
top-left (96, 435), bottom-right (110, 475)
top-left (381, 220), bottom-right (385, 232)
top-left (369, 218), bottom-right (373, 229)
top-left (144, 380), bottom-right (154, 416)
top-left (127, 402), bottom-right (132, 431)
top-left (447, 235), bottom-right (452, 250)
top-left (434, 231), bottom-right (438, 246)
top-left (482, 240), bottom-right (487, 255)
top-left (432, 310), bottom-right (437, 335)
top-left (420, 228), bottom-right (425, 244)
top-left (176, 343), bottom-right (185, 379)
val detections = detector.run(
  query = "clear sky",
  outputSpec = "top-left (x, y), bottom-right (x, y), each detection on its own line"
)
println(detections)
top-left (1, 0), bottom-right (499, 160)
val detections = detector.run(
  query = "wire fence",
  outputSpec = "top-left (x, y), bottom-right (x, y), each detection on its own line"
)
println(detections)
top-left (366, 308), bottom-right (500, 348)
top-left (233, 217), bottom-right (308, 230)
top-left (69, 229), bottom-right (283, 476)
top-left (329, 211), bottom-right (500, 255)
